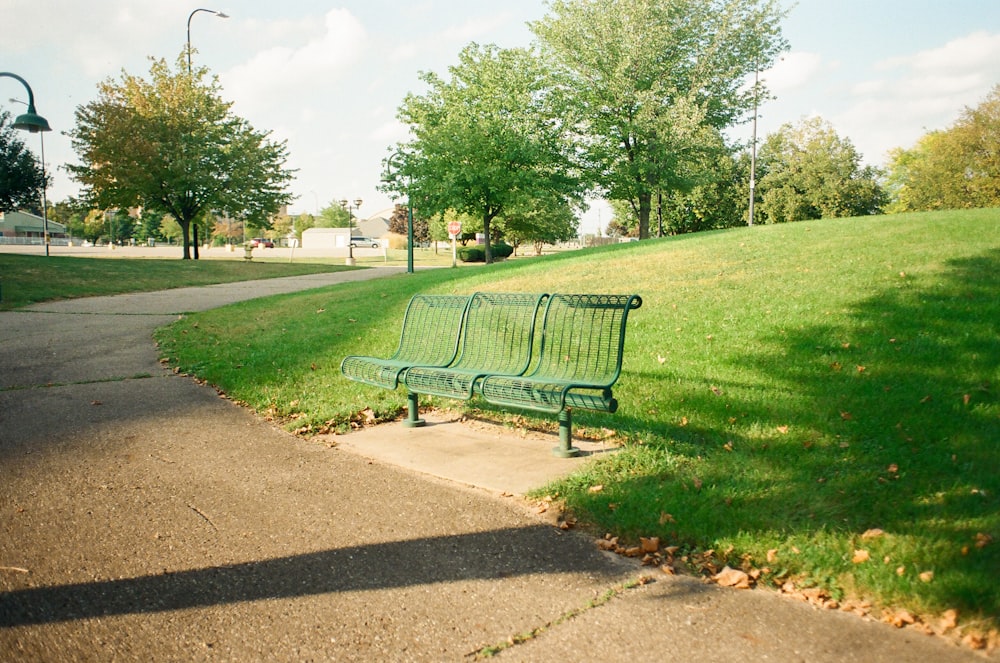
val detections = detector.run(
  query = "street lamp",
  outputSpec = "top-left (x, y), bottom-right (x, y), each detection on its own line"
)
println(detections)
top-left (748, 64), bottom-right (759, 227)
top-left (186, 8), bottom-right (228, 258)
top-left (2, 73), bottom-right (52, 256)
top-left (187, 8), bottom-right (229, 74)
top-left (386, 151), bottom-right (414, 273)
top-left (339, 198), bottom-right (363, 266)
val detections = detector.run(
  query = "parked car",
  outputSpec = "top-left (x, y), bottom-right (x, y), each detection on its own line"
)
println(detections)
top-left (350, 236), bottom-right (380, 248)
top-left (250, 237), bottom-right (274, 248)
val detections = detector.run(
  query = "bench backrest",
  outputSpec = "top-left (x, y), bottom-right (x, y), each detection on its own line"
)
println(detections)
top-left (449, 292), bottom-right (548, 374)
top-left (528, 294), bottom-right (643, 386)
top-left (389, 294), bottom-right (471, 366)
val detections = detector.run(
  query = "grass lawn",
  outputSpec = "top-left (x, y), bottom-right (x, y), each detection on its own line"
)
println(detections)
top-left (0, 253), bottom-right (360, 310)
top-left (154, 208), bottom-right (997, 633)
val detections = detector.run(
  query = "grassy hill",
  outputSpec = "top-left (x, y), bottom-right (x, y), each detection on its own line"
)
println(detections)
top-left (157, 208), bottom-right (999, 634)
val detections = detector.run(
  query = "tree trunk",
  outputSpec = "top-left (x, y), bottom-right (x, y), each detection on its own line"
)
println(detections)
top-left (482, 212), bottom-right (493, 264)
top-left (180, 219), bottom-right (192, 260)
top-left (637, 190), bottom-right (652, 239)
top-left (192, 224), bottom-right (200, 260)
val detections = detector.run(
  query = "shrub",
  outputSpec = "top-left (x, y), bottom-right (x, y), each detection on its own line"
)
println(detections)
top-left (457, 242), bottom-right (514, 262)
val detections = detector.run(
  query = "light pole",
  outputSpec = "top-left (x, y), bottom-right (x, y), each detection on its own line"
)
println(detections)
top-left (186, 8), bottom-right (228, 258)
top-left (339, 198), bottom-right (362, 266)
top-left (187, 8), bottom-right (229, 74)
top-left (748, 64), bottom-right (759, 227)
top-left (2, 73), bottom-right (51, 256)
top-left (386, 151), bottom-right (415, 273)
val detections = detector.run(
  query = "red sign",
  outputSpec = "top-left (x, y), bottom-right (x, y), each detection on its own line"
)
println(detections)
top-left (447, 221), bottom-right (462, 236)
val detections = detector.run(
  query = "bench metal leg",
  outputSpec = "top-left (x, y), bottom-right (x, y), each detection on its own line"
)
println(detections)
top-left (404, 391), bottom-right (426, 427)
top-left (552, 409), bottom-right (581, 457)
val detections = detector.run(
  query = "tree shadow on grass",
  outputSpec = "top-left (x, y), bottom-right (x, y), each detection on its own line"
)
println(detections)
top-left (562, 249), bottom-right (1000, 617)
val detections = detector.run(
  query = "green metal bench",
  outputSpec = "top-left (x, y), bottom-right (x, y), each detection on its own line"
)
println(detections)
top-left (339, 293), bottom-right (471, 402)
top-left (340, 292), bottom-right (641, 457)
top-left (479, 294), bottom-right (643, 457)
top-left (401, 291), bottom-right (548, 418)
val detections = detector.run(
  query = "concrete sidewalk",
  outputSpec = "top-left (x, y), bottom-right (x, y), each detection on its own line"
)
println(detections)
top-left (0, 270), bottom-right (986, 661)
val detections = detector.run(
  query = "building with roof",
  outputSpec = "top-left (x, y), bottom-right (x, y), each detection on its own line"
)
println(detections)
top-left (0, 211), bottom-right (68, 244)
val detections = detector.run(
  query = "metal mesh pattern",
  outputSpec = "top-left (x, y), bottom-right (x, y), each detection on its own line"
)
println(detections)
top-left (402, 292), bottom-right (547, 399)
top-left (479, 294), bottom-right (642, 413)
top-left (340, 294), bottom-right (470, 389)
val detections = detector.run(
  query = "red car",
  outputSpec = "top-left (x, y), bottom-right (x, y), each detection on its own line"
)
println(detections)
top-left (251, 237), bottom-right (274, 248)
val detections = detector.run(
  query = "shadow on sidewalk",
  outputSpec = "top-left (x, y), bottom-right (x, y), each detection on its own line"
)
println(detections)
top-left (1, 525), bottom-right (619, 627)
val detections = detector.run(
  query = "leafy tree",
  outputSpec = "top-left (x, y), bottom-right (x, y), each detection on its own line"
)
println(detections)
top-left (389, 43), bottom-right (586, 263)
top-left (501, 193), bottom-right (579, 254)
top-left (387, 204), bottom-right (430, 245)
top-left (316, 201), bottom-right (351, 228)
top-left (531, 0), bottom-right (787, 238)
top-left (0, 110), bottom-right (48, 214)
top-left (886, 85), bottom-right (1000, 212)
top-left (66, 55), bottom-right (295, 259)
top-left (757, 117), bottom-right (886, 223)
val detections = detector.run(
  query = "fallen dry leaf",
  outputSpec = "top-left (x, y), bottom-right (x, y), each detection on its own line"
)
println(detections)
top-left (963, 633), bottom-right (987, 650)
top-left (776, 425), bottom-right (789, 434)
top-left (975, 532), bottom-right (993, 549)
top-left (852, 549), bottom-right (871, 564)
top-left (919, 570), bottom-right (935, 583)
top-left (766, 549), bottom-right (778, 563)
top-left (713, 566), bottom-right (751, 589)
top-left (861, 528), bottom-right (886, 539)
top-left (588, 484), bottom-right (604, 493)
top-left (640, 537), bottom-right (660, 553)
top-left (658, 512), bottom-right (676, 524)
top-left (887, 608), bottom-right (916, 628)
top-left (938, 609), bottom-right (959, 632)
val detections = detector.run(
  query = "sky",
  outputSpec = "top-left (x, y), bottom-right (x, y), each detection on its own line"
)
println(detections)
top-left (3, 0), bottom-right (1000, 233)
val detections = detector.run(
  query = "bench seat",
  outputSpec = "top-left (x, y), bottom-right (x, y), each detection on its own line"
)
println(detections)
top-left (339, 294), bottom-right (470, 391)
top-left (401, 292), bottom-right (547, 400)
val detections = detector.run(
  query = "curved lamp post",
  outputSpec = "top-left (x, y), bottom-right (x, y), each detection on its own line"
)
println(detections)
top-left (187, 8), bottom-right (229, 73)
top-left (339, 198), bottom-right (363, 266)
top-left (2, 72), bottom-right (52, 256)
top-left (386, 151), bottom-right (414, 273)
top-left (186, 8), bottom-right (228, 258)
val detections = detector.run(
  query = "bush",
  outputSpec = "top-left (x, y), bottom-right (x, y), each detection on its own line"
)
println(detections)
top-left (457, 245), bottom-right (485, 262)
top-left (457, 241), bottom-right (514, 262)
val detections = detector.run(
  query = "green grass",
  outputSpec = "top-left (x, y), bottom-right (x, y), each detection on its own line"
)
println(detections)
top-left (156, 209), bottom-right (998, 629)
top-left (0, 254), bottom-right (359, 310)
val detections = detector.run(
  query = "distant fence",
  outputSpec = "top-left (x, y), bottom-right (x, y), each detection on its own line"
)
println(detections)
top-left (0, 237), bottom-right (71, 247)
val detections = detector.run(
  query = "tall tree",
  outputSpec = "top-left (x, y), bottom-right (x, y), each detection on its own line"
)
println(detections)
top-left (389, 43), bottom-right (586, 263)
top-left (757, 116), bottom-right (885, 223)
top-left (67, 55), bottom-right (295, 259)
top-left (531, 0), bottom-right (787, 238)
top-left (0, 110), bottom-right (48, 214)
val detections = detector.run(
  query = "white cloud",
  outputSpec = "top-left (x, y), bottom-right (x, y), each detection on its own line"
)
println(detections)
top-left (761, 51), bottom-right (828, 92)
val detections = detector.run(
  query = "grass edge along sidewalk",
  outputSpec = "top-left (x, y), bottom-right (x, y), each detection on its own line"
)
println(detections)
top-left (0, 253), bottom-right (360, 311)
top-left (158, 209), bottom-right (997, 649)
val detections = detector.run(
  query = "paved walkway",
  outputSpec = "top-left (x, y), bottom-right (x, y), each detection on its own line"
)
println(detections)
top-left (0, 269), bottom-right (985, 661)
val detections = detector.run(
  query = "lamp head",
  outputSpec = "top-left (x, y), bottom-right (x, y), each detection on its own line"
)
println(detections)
top-left (12, 105), bottom-right (51, 133)
top-left (216, 11), bottom-right (229, 18)
top-left (354, 198), bottom-right (363, 207)
top-left (339, 199), bottom-right (348, 208)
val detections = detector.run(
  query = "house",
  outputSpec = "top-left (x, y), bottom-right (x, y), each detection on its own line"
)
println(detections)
top-left (0, 211), bottom-right (68, 243)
